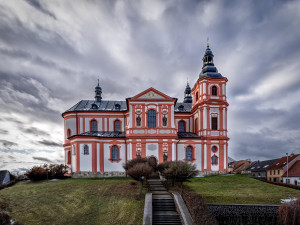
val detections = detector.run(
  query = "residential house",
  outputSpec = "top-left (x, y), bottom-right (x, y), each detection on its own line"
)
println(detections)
top-left (0, 170), bottom-right (10, 185)
top-left (228, 160), bottom-right (251, 174)
top-left (246, 158), bottom-right (279, 179)
top-left (282, 160), bottom-right (300, 186)
top-left (267, 154), bottom-right (300, 182)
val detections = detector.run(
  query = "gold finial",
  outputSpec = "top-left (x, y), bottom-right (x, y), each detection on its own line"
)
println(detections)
top-left (207, 37), bottom-right (209, 48)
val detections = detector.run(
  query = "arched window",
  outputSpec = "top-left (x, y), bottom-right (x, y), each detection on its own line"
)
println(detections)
top-left (136, 115), bottom-right (141, 127)
top-left (111, 145), bottom-right (119, 162)
top-left (148, 109), bottom-right (156, 128)
top-left (83, 145), bottom-right (89, 155)
top-left (114, 120), bottom-right (120, 132)
top-left (212, 86), bottom-right (217, 96)
top-left (91, 120), bottom-right (98, 132)
top-left (72, 145), bottom-right (76, 155)
top-left (212, 146), bottom-right (217, 152)
top-left (67, 151), bottom-right (71, 164)
top-left (67, 129), bottom-right (71, 138)
top-left (162, 115), bottom-right (167, 127)
top-left (211, 117), bottom-right (218, 130)
top-left (212, 155), bottom-right (218, 165)
top-left (196, 92), bottom-right (199, 101)
top-left (178, 121), bottom-right (185, 132)
top-left (186, 146), bottom-right (193, 162)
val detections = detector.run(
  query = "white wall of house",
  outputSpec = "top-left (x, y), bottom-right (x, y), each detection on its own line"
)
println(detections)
top-left (283, 177), bottom-right (300, 186)
top-left (79, 144), bottom-right (92, 172)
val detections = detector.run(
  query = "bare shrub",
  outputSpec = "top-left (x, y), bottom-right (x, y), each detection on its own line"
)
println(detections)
top-left (0, 212), bottom-right (11, 225)
top-left (279, 196), bottom-right (300, 225)
top-left (123, 158), bottom-right (154, 196)
top-left (160, 161), bottom-right (198, 189)
top-left (182, 190), bottom-right (218, 225)
top-left (25, 164), bottom-right (69, 181)
top-left (25, 166), bottom-right (47, 181)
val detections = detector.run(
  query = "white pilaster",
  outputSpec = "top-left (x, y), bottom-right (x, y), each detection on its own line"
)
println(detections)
top-left (97, 143), bottom-right (100, 172)
top-left (204, 144), bottom-right (207, 169)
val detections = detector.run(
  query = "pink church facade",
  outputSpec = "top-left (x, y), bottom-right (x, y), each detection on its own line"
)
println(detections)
top-left (62, 45), bottom-right (229, 176)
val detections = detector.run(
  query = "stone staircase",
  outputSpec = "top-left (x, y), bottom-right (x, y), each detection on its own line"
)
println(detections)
top-left (148, 179), bottom-right (182, 225)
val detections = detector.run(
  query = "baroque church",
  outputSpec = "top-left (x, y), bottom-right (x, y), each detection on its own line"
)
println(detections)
top-left (62, 44), bottom-right (229, 176)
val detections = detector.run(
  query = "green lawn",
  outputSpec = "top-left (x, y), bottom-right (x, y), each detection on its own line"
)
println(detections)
top-left (0, 178), bottom-right (145, 225)
top-left (186, 174), bottom-right (300, 205)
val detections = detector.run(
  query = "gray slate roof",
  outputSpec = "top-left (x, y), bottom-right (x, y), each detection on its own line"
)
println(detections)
top-left (64, 100), bottom-right (127, 113)
top-left (64, 100), bottom-right (193, 113)
top-left (174, 102), bottom-right (192, 112)
top-left (246, 158), bottom-right (280, 172)
top-left (75, 131), bottom-right (126, 138)
top-left (0, 170), bottom-right (9, 184)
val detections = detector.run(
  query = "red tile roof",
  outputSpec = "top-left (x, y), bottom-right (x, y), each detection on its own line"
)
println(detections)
top-left (268, 154), bottom-right (300, 170)
top-left (282, 160), bottom-right (300, 177)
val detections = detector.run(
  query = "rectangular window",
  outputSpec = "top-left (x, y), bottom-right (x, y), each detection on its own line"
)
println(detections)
top-left (278, 170), bottom-right (280, 175)
top-left (273, 170), bottom-right (275, 175)
top-left (211, 117), bottom-right (218, 130)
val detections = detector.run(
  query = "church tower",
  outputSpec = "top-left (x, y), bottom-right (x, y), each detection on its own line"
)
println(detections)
top-left (183, 81), bottom-right (193, 103)
top-left (191, 43), bottom-right (229, 171)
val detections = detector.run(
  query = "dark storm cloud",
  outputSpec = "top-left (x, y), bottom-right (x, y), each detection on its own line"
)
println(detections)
top-left (0, 140), bottom-right (17, 148)
top-left (19, 126), bottom-right (50, 137)
top-left (24, 0), bottom-right (56, 19)
top-left (0, 0), bottom-right (299, 171)
top-left (0, 129), bottom-right (8, 134)
top-left (38, 140), bottom-right (62, 147)
top-left (32, 156), bottom-right (53, 163)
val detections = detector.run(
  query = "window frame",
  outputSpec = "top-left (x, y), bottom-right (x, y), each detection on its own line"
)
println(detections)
top-left (211, 117), bottom-right (218, 130)
top-left (114, 120), bottom-right (121, 132)
top-left (83, 144), bottom-right (89, 155)
top-left (185, 146), bottom-right (194, 162)
top-left (110, 145), bottom-right (121, 162)
top-left (211, 86), bottom-right (218, 96)
top-left (211, 155), bottom-right (218, 165)
top-left (178, 120), bottom-right (186, 132)
top-left (147, 109), bottom-right (157, 128)
top-left (67, 151), bottom-right (71, 164)
top-left (90, 119), bottom-right (98, 132)
top-left (67, 129), bottom-right (72, 138)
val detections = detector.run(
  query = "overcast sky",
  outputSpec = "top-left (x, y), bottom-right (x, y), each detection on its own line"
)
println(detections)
top-left (1, 0), bottom-right (300, 174)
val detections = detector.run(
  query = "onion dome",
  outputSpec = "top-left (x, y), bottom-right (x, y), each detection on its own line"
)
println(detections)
top-left (95, 79), bottom-right (102, 102)
top-left (199, 44), bottom-right (224, 79)
top-left (183, 81), bottom-right (193, 103)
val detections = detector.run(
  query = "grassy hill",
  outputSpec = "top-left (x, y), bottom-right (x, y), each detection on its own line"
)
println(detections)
top-left (0, 178), bottom-right (144, 225)
top-left (186, 174), bottom-right (300, 204)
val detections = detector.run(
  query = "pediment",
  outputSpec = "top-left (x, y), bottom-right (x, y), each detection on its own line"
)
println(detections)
top-left (131, 87), bottom-right (174, 101)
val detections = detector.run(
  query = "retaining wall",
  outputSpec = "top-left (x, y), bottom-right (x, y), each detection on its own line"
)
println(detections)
top-left (207, 204), bottom-right (279, 225)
